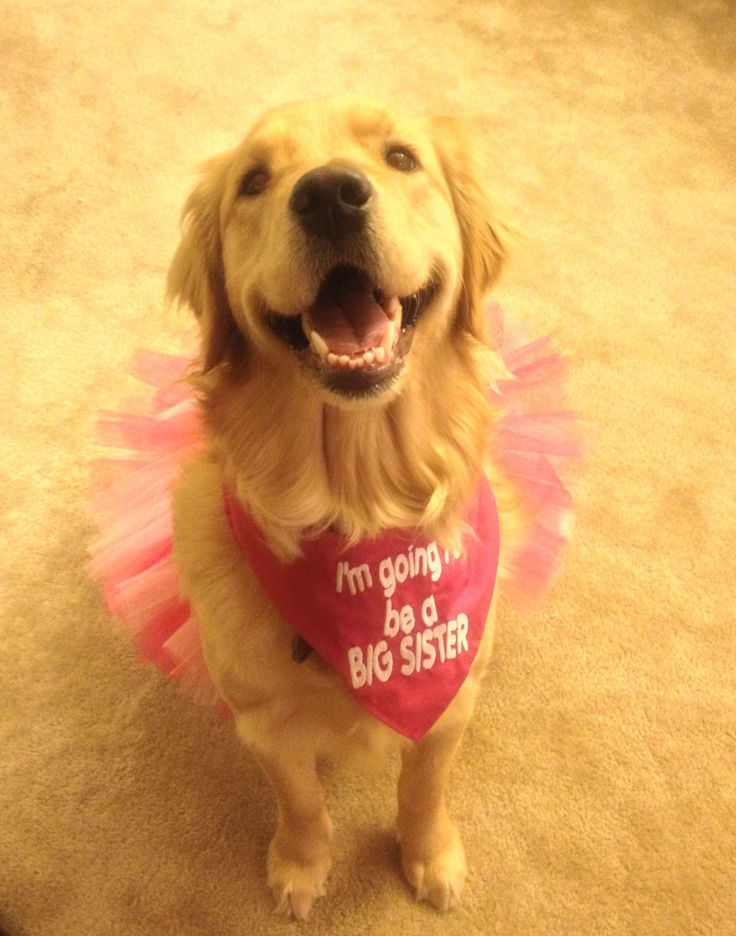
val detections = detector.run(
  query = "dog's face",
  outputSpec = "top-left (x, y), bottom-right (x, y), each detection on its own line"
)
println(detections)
top-left (169, 96), bottom-right (505, 405)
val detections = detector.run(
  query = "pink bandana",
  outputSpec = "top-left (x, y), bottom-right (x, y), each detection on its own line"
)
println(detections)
top-left (223, 477), bottom-right (500, 740)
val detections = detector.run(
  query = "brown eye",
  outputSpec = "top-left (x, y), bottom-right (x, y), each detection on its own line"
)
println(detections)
top-left (385, 146), bottom-right (419, 173)
top-left (239, 167), bottom-right (270, 197)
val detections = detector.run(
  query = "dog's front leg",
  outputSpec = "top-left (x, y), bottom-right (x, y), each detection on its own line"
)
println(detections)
top-left (253, 747), bottom-right (332, 920)
top-left (396, 720), bottom-right (468, 911)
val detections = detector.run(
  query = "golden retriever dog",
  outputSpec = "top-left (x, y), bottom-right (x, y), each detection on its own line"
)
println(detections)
top-left (168, 95), bottom-right (517, 919)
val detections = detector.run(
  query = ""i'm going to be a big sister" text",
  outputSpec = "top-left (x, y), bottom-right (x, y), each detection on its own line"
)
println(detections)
top-left (335, 543), bottom-right (470, 690)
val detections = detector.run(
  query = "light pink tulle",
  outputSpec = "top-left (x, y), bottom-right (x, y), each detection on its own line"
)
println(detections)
top-left (88, 308), bottom-right (581, 707)
top-left (87, 350), bottom-right (222, 707)
top-left (486, 301), bottom-right (582, 604)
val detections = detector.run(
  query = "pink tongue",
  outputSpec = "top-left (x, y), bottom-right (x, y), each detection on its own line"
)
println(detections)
top-left (310, 270), bottom-right (389, 355)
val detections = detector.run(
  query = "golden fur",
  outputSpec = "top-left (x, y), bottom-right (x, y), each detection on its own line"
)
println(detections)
top-left (168, 95), bottom-right (523, 919)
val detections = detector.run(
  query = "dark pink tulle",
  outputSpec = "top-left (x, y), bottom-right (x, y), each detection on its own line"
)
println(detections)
top-left (88, 307), bottom-right (581, 708)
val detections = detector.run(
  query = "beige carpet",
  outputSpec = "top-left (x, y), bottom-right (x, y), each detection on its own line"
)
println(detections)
top-left (1, 1), bottom-right (734, 934)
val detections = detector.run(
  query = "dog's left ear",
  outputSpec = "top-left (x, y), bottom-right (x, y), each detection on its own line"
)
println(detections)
top-left (430, 118), bottom-right (507, 342)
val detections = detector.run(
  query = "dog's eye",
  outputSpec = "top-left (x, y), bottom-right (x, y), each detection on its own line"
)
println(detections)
top-left (239, 167), bottom-right (271, 197)
top-left (385, 146), bottom-right (419, 173)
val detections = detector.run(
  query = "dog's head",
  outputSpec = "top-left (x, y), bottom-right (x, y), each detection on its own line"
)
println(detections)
top-left (168, 96), bottom-right (506, 405)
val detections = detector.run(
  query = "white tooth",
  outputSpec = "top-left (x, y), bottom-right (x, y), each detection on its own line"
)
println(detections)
top-left (373, 346), bottom-right (385, 364)
top-left (338, 354), bottom-right (350, 367)
top-left (310, 330), bottom-right (329, 359)
top-left (327, 353), bottom-right (338, 366)
top-left (353, 356), bottom-right (365, 369)
top-left (381, 320), bottom-right (396, 353)
top-left (348, 357), bottom-right (359, 369)
top-left (363, 350), bottom-right (375, 366)
top-left (386, 296), bottom-right (402, 322)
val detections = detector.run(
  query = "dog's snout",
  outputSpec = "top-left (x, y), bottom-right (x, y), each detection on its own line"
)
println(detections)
top-left (289, 164), bottom-right (373, 239)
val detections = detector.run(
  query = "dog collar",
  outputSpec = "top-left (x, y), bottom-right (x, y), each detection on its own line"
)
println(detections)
top-left (223, 477), bottom-right (500, 740)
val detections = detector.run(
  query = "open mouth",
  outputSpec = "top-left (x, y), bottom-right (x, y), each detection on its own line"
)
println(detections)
top-left (265, 265), bottom-right (439, 396)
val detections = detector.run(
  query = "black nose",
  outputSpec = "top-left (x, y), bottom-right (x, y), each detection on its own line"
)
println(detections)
top-left (289, 164), bottom-right (373, 240)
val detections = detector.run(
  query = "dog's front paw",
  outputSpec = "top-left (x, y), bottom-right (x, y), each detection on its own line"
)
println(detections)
top-left (267, 826), bottom-right (332, 920)
top-left (398, 819), bottom-right (467, 912)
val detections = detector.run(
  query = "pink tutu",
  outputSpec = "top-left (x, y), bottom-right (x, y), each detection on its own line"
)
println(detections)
top-left (88, 306), bottom-right (582, 708)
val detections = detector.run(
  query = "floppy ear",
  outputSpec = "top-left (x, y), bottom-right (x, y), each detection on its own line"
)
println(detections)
top-left (430, 118), bottom-right (507, 343)
top-left (167, 151), bottom-right (244, 372)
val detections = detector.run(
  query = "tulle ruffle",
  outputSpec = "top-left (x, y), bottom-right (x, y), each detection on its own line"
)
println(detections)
top-left (486, 301), bottom-right (583, 604)
top-left (87, 351), bottom-right (221, 707)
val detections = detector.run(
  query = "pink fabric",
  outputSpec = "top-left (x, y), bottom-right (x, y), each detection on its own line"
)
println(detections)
top-left (87, 306), bottom-right (581, 713)
top-left (487, 302), bottom-right (582, 602)
top-left (224, 477), bottom-right (499, 740)
top-left (87, 351), bottom-right (221, 708)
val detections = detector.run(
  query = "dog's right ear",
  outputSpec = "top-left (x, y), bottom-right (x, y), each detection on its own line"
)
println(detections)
top-left (428, 118), bottom-right (508, 345)
top-left (167, 151), bottom-right (244, 373)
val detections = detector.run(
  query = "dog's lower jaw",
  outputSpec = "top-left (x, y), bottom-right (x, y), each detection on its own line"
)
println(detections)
top-left (261, 266), bottom-right (441, 401)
